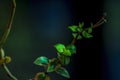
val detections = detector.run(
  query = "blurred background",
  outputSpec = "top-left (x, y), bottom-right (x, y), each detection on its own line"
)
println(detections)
top-left (0, 0), bottom-right (120, 80)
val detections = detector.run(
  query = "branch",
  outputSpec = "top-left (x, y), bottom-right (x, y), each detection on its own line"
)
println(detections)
top-left (71, 17), bottom-right (106, 45)
top-left (0, 0), bottom-right (16, 49)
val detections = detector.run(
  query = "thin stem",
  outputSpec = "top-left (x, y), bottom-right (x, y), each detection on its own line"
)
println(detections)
top-left (0, 0), bottom-right (16, 49)
top-left (2, 63), bottom-right (17, 80)
top-left (0, 0), bottom-right (17, 80)
top-left (71, 17), bottom-right (106, 45)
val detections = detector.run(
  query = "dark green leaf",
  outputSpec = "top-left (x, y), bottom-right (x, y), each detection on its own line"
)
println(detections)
top-left (56, 67), bottom-right (70, 78)
top-left (72, 33), bottom-right (77, 38)
top-left (82, 31), bottom-right (93, 38)
top-left (72, 33), bottom-right (82, 40)
top-left (34, 56), bottom-right (49, 66)
top-left (59, 56), bottom-right (70, 65)
top-left (77, 27), bottom-right (83, 32)
top-left (47, 58), bottom-right (60, 72)
top-left (87, 27), bottom-right (92, 33)
top-left (54, 44), bottom-right (65, 53)
top-left (66, 45), bottom-right (76, 54)
top-left (68, 25), bottom-right (78, 32)
top-left (47, 64), bottom-right (55, 72)
top-left (34, 72), bottom-right (46, 80)
top-left (77, 35), bottom-right (82, 40)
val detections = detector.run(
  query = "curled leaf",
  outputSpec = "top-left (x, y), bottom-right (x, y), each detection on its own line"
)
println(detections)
top-left (68, 25), bottom-right (78, 32)
top-left (56, 67), bottom-right (70, 78)
top-left (54, 44), bottom-right (65, 53)
top-left (34, 56), bottom-right (49, 66)
top-left (34, 72), bottom-right (46, 80)
top-left (4, 56), bottom-right (11, 64)
top-left (82, 31), bottom-right (93, 38)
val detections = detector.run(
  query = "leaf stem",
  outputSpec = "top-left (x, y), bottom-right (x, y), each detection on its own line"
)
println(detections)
top-left (71, 17), bottom-right (106, 45)
top-left (0, 0), bottom-right (16, 48)
top-left (2, 63), bottom-right (17, 80)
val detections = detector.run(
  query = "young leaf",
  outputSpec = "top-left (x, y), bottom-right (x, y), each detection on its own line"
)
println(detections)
top-left (34, 56), bottom-right (49, 66)
top-left (72, 33), bottom-right (77, 38)
top-left (82, 31), bottom-right (93, 38)
top-left (56, 67), bottom-right (70, 78)
top-left (78, 22), bottom-right (84, 28)
top-left (54, 44), bottom-right (65, 53)
top-left (76, 27), bottom-right (83, 32)
top-left (68, 25), bottom-right (77, 32)
top-left (87, 27), bottom-right (92, 33)
top-left (72, 33), bottom-right (82, 40)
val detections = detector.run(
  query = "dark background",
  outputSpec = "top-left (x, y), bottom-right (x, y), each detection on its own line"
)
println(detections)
top-left (1, 0), bottom-right (120, 80)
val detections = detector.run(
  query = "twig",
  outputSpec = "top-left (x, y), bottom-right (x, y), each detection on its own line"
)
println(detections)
top-left (2, 63), bottom-right (17, 80)
top-left (71, 17), bottom-right (106, 45)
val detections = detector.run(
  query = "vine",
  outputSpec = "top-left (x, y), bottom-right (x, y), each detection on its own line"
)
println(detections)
top-left (0, 0), bottom-right (106, 80)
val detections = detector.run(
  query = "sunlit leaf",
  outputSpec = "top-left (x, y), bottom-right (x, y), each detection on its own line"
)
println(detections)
top-left (54, 44), bottom-right (65, 53)
top-left (63, 49), bottom-right (71, 56)
top-left (34, 56), bottom-right (49, 66)
top-left (68, 25), bottom-right (78, 32)
top-left (82, 31), bottom-right (93, 38)
top-left (56, 67), bottom-right (70, 78)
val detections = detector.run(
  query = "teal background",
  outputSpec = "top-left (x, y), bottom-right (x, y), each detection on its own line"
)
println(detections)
top-left (0, 0), bottom-right (72, 80)
top-left (1, 0), bottom-right (120, 80)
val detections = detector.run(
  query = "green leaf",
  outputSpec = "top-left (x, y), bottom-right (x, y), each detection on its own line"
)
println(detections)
top-left (68, 25), bottom-right (77, 32)
top-left (47, 64), bottom-right (55, 72)
top-left (63, 49), bottom-right (71, 56)
top-left (56, 67), bottom-right (70, 78)
top-left (72, 33), bottom-right (82, 40)
top-left (77, 35), bottom-right (82, 40)
top-left (79, 22), bottom-right (84, 28)
top-left (87, 27), bottom-right (92, 33)
top-left (58, 56), bottom-right (70, 65)
top-left (54, 44), bottom-right (65, 53)
top-left (47, 58), bottom-right (60, 72)
top-left (66, 45), bottom-right (76, 54)
top-left (72, 33), bottom-right (77, 38)
top-left (82, 31), bottom-right (93, 38)
top-left (34, 56), bottom-right (49, 66)
top-left (76, 27), bottom-right (83, 32)
top-left (34, 72), bottom-right (46, 80)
